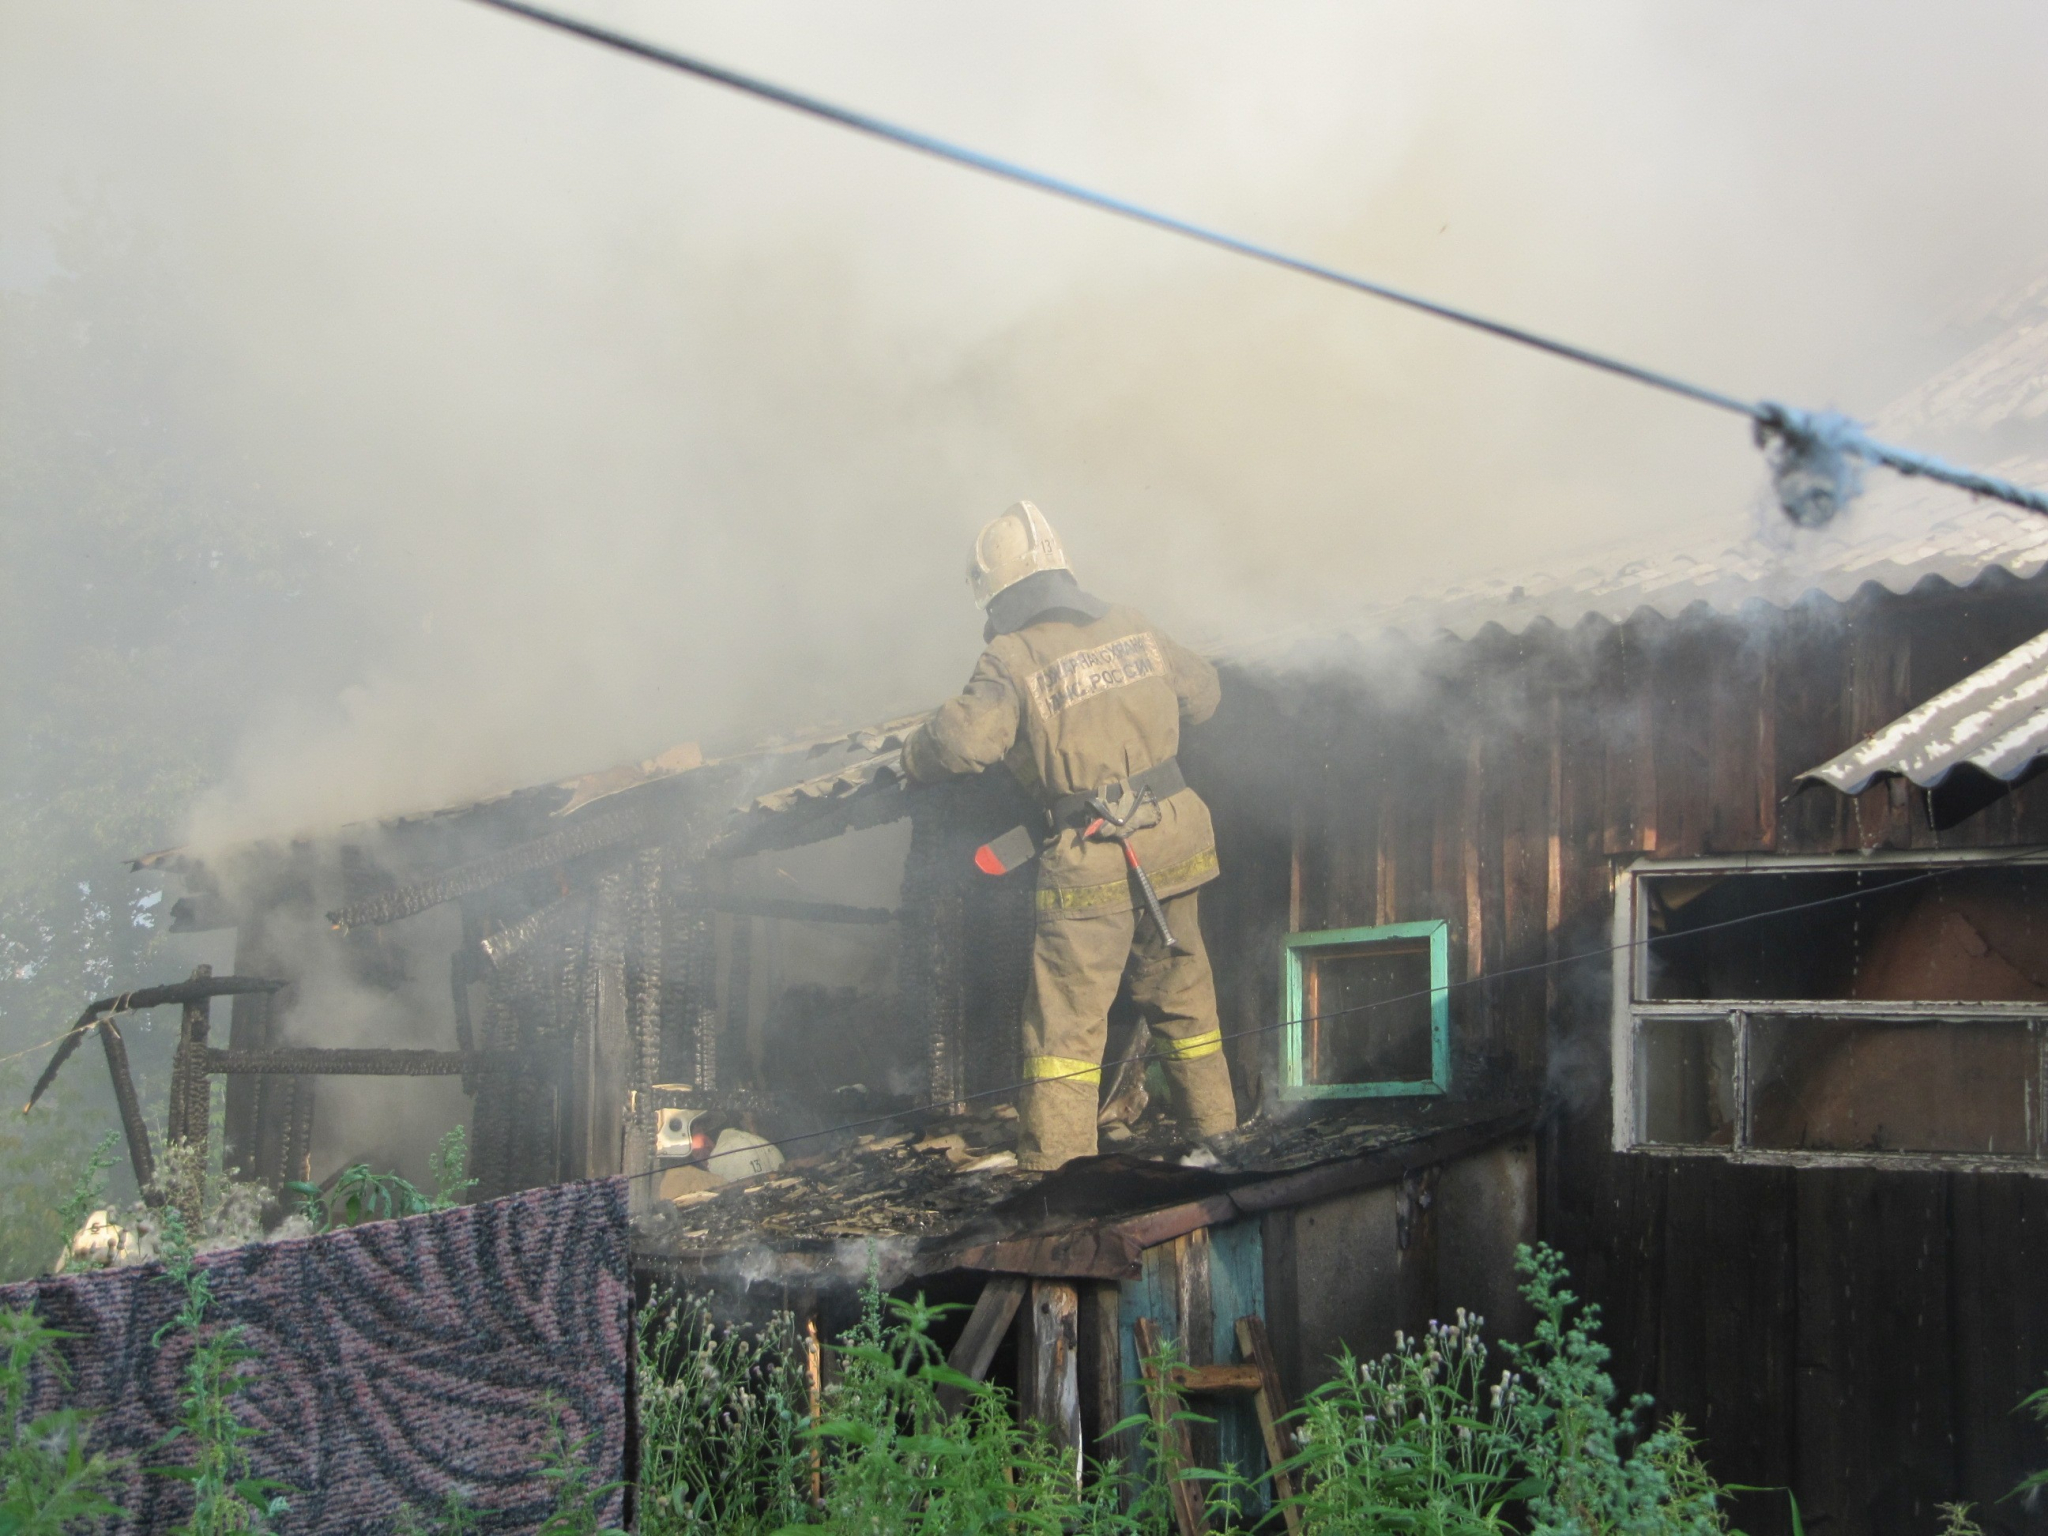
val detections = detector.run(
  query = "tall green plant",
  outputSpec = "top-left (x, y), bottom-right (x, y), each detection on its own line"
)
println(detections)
top-left (800, 1288), bottom-right (1145, 1535)
top-left (429, 1126), bottom-right (477, 1209)
top-left (1504, 1244), bottom-right (1728, 1535)
top-left (637, 1294), bottom-right (812, 1536)
top-left (285, 1126), bottom-right (474, 1232)
top-left (54, 1132), bottom-right (120, 1244)
top-left (533, 1398), bottom-right (627, 1536)
top-left (1278, 1310), bottom-right (1525, 1533)
top-left (0, 1306), bottom-right (129, 1536)
top-left (145, 1206), bottom-right (288, 1535)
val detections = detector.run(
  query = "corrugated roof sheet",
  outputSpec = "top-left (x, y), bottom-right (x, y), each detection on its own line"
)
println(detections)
top-left (1223, 455), bottom-right (2048, 662)
top-left (1225, 279), bottom-right (2048, 658)
top-left (1799, 626), bottom-right (2048, 796)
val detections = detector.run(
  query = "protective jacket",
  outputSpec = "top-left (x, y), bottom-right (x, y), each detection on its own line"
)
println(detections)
top-left (903, 601), bottom-right (1221, 916)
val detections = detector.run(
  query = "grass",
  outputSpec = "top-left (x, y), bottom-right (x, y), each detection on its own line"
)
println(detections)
top-left (17, 1123), bottom-right (2048, 1536)
top-left (0, 1307), bottom-right (129, 1536)
top-left (623, 1244), bottom-right (1754, 1535)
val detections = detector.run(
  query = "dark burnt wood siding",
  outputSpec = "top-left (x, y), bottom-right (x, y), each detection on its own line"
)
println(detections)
top-left (1192, 572), bottom-right (2048, 1536)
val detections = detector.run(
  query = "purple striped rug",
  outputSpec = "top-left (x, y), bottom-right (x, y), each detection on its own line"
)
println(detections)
top-left (1, 1178), bottom-right (631, 1535)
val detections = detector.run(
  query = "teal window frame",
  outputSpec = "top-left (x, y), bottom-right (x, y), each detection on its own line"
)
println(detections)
top-left (1279, 920), bottom-right (1451, 1099)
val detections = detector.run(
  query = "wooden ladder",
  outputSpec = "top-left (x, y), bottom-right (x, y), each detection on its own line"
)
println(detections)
top-left (1133, 1313), bottom-right (1301, 1536)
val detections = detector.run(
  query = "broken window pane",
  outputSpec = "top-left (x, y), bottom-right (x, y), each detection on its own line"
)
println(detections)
top-left (1745, 1016), bottom-right (2041, 1156)
top-left (1628, 859), bottom-right (2048, 1162)
top-left (1639, 864), bottom-right (2048, 1003)
top-left (1635, 1017), bottom-right (1737, 1147)
top-left (1303, 938), bottom-right (1434, 1085)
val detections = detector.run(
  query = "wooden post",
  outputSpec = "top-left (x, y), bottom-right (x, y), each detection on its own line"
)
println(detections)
top-left (1022, 1281), bottom-right (1082, 1485)
top-left (805, 1316), bottom-right (824, 1506)
top-left (167, 965), bottom-right (213, 1154)
top-left (165, 965), bottom-right (215, 1225)
top-left (1079, 1281), bottom-right (1128, 1483)
top-left (98, 1017), bottom-right (156, 1199)
top-left (936, 1274), bottom-right (1027, 1417)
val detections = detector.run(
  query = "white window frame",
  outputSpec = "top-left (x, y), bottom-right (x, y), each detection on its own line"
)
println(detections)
top-left (1611, 849), bottom-right (2048, 1173)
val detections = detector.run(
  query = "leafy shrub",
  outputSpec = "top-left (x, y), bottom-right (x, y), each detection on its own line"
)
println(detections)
top-left (284, 1126), bottom-right (473, 1232)
top-left (636, 1295), bottom-right (812, 1536)
top-left (1504, 1243), bottom-right (1729, 1534)
top-left (0, 1305), bottom-right (129, 1536)
top-left (146, 1205), bottom-right (288, 1535)
top-left (799, 1286), bottom-right (1147, 1535)
top-left (1280, 1310), bottom-right (1524, 1533)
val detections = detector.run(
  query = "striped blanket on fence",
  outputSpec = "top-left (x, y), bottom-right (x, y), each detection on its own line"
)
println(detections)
top-left (0, 1177), bottom-right (631, 1535)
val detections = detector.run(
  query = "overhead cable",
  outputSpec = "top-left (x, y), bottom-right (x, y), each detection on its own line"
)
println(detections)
top-left (463, 0), bottom-right (2048, 527)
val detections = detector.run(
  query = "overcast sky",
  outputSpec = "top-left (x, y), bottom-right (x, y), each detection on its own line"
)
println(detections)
top-left (4, 1), bottom-right (2046, 842)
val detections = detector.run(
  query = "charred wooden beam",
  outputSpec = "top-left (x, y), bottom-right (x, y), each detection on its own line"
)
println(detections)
top-left (166, 965), bottom-right (214, 1154)
top-left (24, 975), bottom-right (289, 1113)
top-left (325, 806), bottom-right (652, 932)
top-left (1226, 1110), bottom-right (1533, 1215)
top-left (98, 1018), bottom-right (155, 1198)
top-left (932, 1227), bottom-right (1144, 1281)
top-left (200, 1047), bottom-right (523, 1076)
top-left (167, 892), bottom-right (238, 933)
top-left (478, 895), bottom-right (577, 966)
top-left (710, 779), bottom-right (910, 859)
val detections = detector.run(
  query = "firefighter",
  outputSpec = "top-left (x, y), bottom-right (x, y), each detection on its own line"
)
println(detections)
top-left (901, 501), bottom-right (1238, 1169)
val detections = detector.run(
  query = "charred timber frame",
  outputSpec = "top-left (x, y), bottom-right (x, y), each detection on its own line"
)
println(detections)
top-left (325, 804), bottom-right (655, 931)
top-left (199, 1047), bottom-right (524, 1075)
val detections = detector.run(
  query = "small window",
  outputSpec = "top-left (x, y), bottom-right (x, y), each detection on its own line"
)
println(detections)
top-left (1614, 854), bottom-right (2048, 1166)
top-left (1279, 921), bottom-right (1450, 1098)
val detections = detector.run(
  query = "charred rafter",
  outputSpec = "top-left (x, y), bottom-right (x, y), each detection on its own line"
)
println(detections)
top-left (325, 807), bottom-right (652, 931)
top-left (23, 975), bottom-right (290, 1114)
top-left (201, 1047), bottom-right (524, 1076)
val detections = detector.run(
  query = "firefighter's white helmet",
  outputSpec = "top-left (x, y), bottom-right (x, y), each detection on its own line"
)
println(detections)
top-left (967, 500), bottom-right (1070, 608)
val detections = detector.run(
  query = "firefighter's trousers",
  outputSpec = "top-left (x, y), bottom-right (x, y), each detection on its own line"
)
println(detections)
top-left (1017, 888), bottom-right (1237, 1171)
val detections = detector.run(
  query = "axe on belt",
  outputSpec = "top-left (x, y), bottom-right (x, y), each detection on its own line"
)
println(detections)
top-left (972, 758), bottom-right (1185, 951)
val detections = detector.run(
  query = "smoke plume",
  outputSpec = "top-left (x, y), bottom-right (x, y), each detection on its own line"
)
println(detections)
top-left (5, 0), bottom-right (2047, 846)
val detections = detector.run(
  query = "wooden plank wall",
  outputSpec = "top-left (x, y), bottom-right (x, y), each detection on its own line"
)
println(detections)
top-left (1208, 574), bottom-right (2048, 1536)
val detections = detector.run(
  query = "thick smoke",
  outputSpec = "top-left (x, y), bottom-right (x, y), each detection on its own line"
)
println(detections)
top-left (5, 0), bottom-right (2048, 846)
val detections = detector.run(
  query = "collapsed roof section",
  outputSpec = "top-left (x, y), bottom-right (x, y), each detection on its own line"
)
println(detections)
top-left (638, 1096), bottom-right (1534, 1293)
top-left (135, 712), bottom-right (930, 932)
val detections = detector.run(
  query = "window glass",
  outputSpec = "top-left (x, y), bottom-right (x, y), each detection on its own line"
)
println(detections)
top-left (1640, 866), bottom-right (2048, 1003)
top-left (1634, 1017), bottom-right (1736, 1147)
top-left (1746, 1017), bottom-right (2039, 1156)
top-left (1304, 939), bottom-right (1434, 1084)
top-left (1623, 858), bottom-right (2048, 1164)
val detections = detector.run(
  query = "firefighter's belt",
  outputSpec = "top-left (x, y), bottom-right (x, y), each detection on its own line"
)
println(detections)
top-left (973, 757), bottom-right (1186, 876)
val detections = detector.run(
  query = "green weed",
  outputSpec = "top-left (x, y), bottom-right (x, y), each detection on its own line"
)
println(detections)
top-left (0, 1305), bottom-right (129, 1536)
top-left (1277, 1310), bottom-right (1525, 1533)
top-left (2012, 1375), bottom-right (2047, 1508)
top-left (283, 1126), bottom-right (473, 1232)
top-left (145, 1205), bottom-right (288, 1535)
top-left (636, 1295), bottom-right (812, 1536)
top-left (1503, 1243), bottom-right (1728, 1535)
